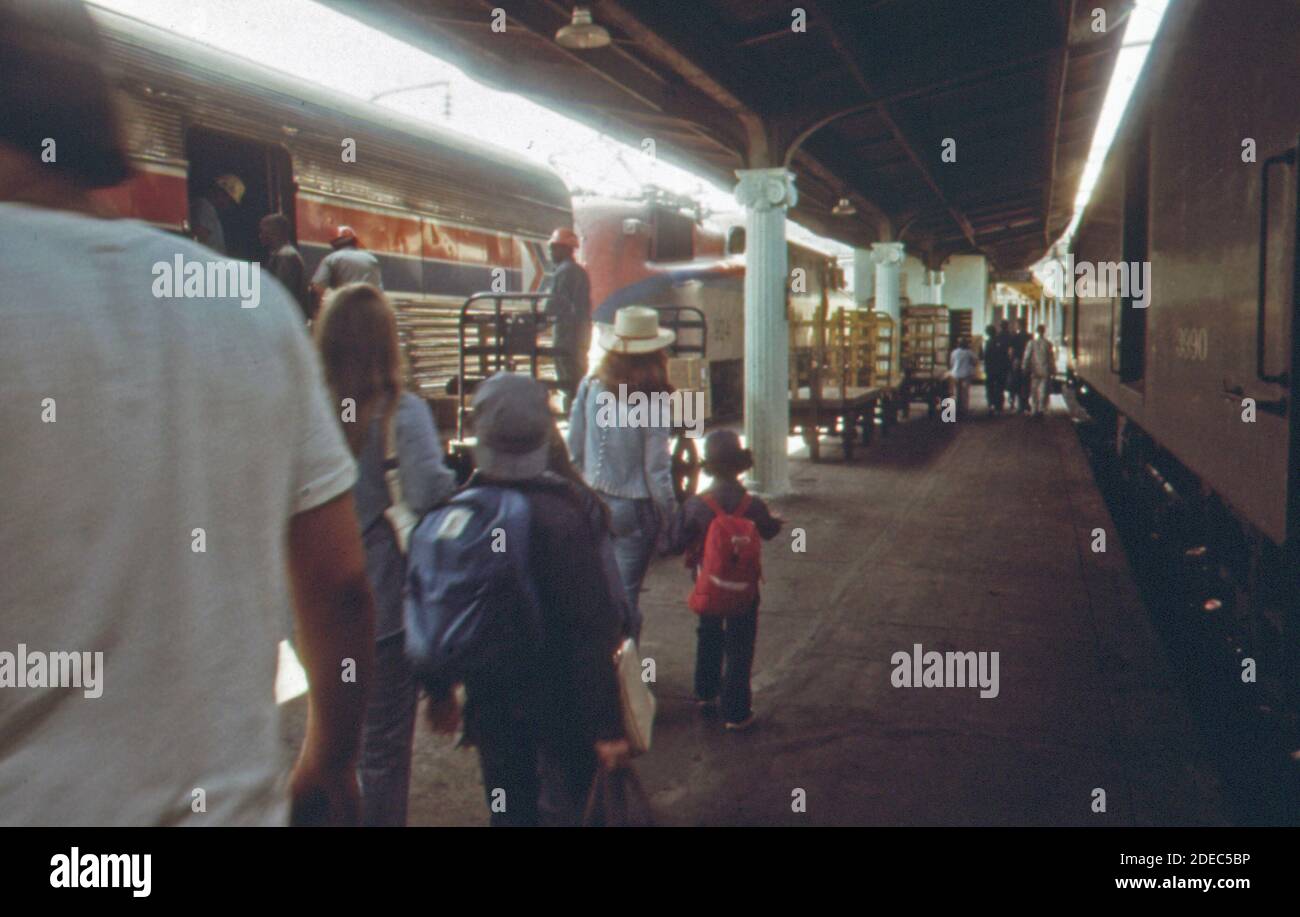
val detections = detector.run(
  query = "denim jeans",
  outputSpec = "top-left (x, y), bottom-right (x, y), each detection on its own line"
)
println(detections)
top-left (604, 495), bottom-right (661, 623)
top-left (359, 631), bottom-right (417, 827)
top-left (469, 696), bottom-right (597, 827)
top-left (694, 602), bottom-right (759, 723)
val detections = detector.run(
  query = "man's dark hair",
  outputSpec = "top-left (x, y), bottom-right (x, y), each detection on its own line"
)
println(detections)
top-left (0, 0), bottom-right (131, 189)
top-left (261, 213), bottom-right (292, 241)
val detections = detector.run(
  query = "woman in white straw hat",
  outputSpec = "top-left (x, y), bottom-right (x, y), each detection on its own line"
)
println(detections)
top-left (567, 306), bottom-right (678, 634)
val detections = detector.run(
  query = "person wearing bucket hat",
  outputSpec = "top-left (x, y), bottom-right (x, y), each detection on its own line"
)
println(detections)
top-left (420, 372), bottom-right (630, 824)
top-left (470, 372), bottom-right (554, 479)
top-left (543, 226), bottom-right (592, 413)
top-left (568, 306), bottom-right (678, 627)
top-left (668, 429), bottom-right (784, 730)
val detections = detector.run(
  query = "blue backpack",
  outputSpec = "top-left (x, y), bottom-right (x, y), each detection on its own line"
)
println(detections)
top-left (404, 485), bottom-right (542, 685)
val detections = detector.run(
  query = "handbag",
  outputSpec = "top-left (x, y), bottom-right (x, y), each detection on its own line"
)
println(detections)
top-left (613, 636), bottom-right (655, 755)
top-left (382, 411), bottom-right (418, 555)
top-left (582, 765), bottom-right (653, 827)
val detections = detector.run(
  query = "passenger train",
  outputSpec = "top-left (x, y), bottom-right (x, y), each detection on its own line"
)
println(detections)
top-left (88, 6), bottom-right (570, 407)
top-left (1067, 0), bottom-right (1299, 740)
top-left (87, 7), bottom-right (852, 429)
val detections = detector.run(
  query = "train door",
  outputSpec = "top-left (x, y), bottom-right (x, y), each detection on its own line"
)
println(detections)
top-left (184, 127), bottom-right (295, 262)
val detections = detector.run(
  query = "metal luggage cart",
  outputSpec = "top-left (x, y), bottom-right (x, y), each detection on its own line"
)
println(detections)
top-left (652, 305), bottom-right (708, 501)
top-left (446, 292), bottom-right (557, 481)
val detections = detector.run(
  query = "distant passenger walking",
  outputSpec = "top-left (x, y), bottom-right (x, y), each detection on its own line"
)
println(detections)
top-left (411, 373), bottom-right (630, 826)
top-left (1022, 324), bottom-right (1057, 418)
top-left (568, 306), bottom-right (678, 625)
top-left (948, 337), bottom-right (978, 419)
top-left (190, 173), bottom-right (244, 256)
top-left (1010, 320), bottom-right (1032, 413)
top-left (315, 284), bottom-right (456, 827)
top-left (669, 431), bottom-right (783, 731)
top-left (0, 0), bottom-right (374, 827)
top-left (260, 213), bottom-right (311, 321)
top-left (980, 323), bottom-right (1010, 416)
top-left (311, 225), bottom-right (383, 313)
top-left (544, 227), bottom-right (592, 414)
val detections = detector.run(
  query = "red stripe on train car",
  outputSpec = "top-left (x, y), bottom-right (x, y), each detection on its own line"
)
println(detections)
top-left (297, 197), bottom-right (524, 269)
top-left (88, 167), bottom-right (188, 228)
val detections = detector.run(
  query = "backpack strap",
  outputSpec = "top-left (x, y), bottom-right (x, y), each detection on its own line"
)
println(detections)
top-left (699, 494), bottom-right (725, 517)
top-left (733, 493), bottom-right (752, 517)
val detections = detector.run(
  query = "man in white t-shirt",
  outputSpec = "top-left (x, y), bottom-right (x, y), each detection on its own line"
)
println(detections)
top-left (0, 0), bottom-right (375, 826)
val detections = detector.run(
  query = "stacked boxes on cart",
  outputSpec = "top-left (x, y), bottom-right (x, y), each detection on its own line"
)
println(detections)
top-left (901, 305), bottom-right (950, 380)
top-left (829, 309), bottom-right (895, 388)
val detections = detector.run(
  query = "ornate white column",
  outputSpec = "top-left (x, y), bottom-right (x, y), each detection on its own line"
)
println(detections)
top-left (927, 269), bottom-right (946, 305)
top-left (871, 242), bottom-right (905, 320)
top-left (734, 168), bottom-right (797, 496)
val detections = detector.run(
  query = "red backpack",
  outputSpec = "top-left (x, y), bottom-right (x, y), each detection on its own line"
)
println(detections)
top-left (688, 495), bottom-right (762, 615)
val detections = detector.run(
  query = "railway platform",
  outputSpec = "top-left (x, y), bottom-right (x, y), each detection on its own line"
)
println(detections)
top-left (281, 393), bottom-right (1228, 826)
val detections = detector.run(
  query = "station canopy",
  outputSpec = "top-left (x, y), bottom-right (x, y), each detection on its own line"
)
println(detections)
top-left (321, 0), bottom-right (1128, 270)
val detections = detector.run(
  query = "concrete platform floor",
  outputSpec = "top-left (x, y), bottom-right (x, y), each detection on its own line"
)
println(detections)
top-left (283, 392), bottom-right (1230, 826)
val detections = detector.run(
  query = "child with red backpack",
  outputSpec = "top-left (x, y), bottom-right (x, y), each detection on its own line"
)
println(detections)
top-left (669, 430), bottom-right (783, 731)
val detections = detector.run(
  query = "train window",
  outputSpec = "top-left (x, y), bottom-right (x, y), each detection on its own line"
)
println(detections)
top-left (651, 209), bottom-right (695, 262)
top-left (726, 225), bottom-right (746, 256)
top-left (185, 127), bottom-right (296, 263)
top-left (1118, 123), bottom-right (1150, 387)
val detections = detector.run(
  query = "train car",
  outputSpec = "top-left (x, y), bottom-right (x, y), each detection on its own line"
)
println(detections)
top-left (577, 192), bottom-right (853, 419)
top-left (1069, 1), bottom-right (1299, 722)
top-left (86, 7), bottom-right (571, 414)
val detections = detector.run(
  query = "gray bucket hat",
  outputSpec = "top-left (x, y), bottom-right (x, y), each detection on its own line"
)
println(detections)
top-left (472, 372), bottom-right (552, 480)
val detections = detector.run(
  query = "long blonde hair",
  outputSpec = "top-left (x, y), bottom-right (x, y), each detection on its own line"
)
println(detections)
top-left (314, 283), bottom-right (402, 455)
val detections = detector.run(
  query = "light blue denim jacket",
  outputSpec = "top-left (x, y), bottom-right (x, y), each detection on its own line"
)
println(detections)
top-left (567, 376), bottom-right (676, 515)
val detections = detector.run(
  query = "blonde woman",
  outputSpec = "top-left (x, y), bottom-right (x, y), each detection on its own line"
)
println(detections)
top-left (315, 283), bottom-right (456, 826)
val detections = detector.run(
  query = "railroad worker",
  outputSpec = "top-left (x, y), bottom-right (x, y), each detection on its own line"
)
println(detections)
top-left (0, 0), bottom-right (374, 827)
top-left (189, 173), bottom-right (244, 255)
top-left (315, 284), bottom-right (456, 827)
top-left (260, 213), bottom-right (311, 322)
top-left (1022, 324), bottom-right (1057, 418)
top-left (311, 225), bottom-right (384, 314)
top-left (980, 323), bottom-right (1010, 416)
top-left (543, 226), bottom-right (592, 413)
top-left (948, 336), bottom-right (978, 419)
top-left (422, 373), bottom-right (630, 825)
top-left (568, 306), bottom-right (677, 625)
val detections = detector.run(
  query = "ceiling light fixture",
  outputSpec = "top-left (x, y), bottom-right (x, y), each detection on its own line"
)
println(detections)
top-left (556, 6), bottom-right (611, 50)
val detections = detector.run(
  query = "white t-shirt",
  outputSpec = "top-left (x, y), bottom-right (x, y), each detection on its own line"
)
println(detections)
top-left (0, 204), bottom-right (356, 825)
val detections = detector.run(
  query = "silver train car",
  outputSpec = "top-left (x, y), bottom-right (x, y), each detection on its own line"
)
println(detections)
top-left (1068, 0), bottom-right (1299, 733)
top-left (88, 6), bottom-right (572, 407)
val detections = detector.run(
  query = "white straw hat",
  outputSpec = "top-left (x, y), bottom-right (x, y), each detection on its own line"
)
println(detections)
top-left (596, 305), bottom-right (676, 354)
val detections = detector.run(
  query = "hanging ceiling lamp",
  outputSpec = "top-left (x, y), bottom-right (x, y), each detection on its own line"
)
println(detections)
top-left (832, 196), bottom-right (857, 217)
top-left (556, 5), bottom-right (611, 50)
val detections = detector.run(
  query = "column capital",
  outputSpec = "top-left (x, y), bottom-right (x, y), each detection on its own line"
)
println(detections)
top-left (871, 241), bottom-right (905, 265)
top-left (734, 168), bottom-right (798, 212)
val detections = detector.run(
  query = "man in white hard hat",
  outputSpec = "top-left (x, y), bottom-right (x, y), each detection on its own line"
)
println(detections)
top-left (189, 173), bottom-right (244, 255)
